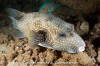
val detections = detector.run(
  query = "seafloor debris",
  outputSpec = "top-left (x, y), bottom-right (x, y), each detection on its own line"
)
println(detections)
top-left (97, 48), bottom-right (100, 63)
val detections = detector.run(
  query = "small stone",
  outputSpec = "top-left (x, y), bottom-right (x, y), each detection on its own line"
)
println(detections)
top-left (76, 21), bottom-right (89, 35)
top-left (16, 54), bottom-right (24, 62)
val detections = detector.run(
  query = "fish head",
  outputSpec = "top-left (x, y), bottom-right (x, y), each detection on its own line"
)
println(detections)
top-left (43, 21), bottom-right (86, 53)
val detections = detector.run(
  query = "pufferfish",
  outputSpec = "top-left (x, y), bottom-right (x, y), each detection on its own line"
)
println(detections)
top-left (6, 8), bottom-right (86, 53)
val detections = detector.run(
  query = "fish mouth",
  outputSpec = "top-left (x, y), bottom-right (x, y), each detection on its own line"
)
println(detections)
top-left (66, 46), bottom-right (85, 53)
top-left (77, 46), bottom-right (85, 52)
top-left (33, 29), bottom-right (49, 44)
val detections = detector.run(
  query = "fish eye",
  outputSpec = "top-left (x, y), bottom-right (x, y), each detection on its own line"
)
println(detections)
top-left (59, 33), bottom-right (66, 37)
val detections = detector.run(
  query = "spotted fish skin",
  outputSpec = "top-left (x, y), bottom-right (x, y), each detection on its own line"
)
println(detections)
top-left (7, 8), bottom-right (86, 53)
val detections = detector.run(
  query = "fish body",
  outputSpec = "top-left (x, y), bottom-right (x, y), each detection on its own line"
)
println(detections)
top-left (7, 8), bottom-right (86, 53)
top-left (39, 0), bottom-right (60, 14)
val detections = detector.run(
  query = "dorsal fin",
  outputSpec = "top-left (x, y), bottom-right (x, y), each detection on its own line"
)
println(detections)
top-left (6, 8), bottom-right (24, 20)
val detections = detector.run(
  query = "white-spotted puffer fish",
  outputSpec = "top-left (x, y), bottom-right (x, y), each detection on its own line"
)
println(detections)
top-left (6, 8), bottom-right (86, 53)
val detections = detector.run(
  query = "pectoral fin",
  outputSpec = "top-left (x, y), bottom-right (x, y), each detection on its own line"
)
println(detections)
top-left (27, 30), bottom-right (39, 49)
top-left (6, 8), bottom-right (24, 20)
top-left (9, 28), bottom-right (26, 38)
top-left (27, 30), bottom-right (53, 49)
top-left (1, 27), bottom-right (26, 38)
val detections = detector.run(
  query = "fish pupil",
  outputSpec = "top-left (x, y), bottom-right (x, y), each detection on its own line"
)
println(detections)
top-left (59, 33), bottom-right (66, 37)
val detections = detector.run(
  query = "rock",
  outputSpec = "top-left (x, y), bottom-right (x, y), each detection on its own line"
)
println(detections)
top-left (38, 52), bottom-right (45, 62)
top-left (7, 59), bottom-right (26, 66)
top-left (45, 49), bottom-right (57, 62)
top-left (0, 43), bottom-right (10, 54)
top-left (90, 23), bottom-right (100, 41)
top-left (97, 15), bottom-right (100, 22)
top-left (77, 52), bottom-right (95, 65)
top-left (76, 21), bottom-right (89, 35)
top-left (85, 41), bottom-right (97, 57)
top-left (7, 51), bottom-right (17, 62)
top-left (0, 55), bottom-right (7, 66)
top-left (97, 48), bottom-right (100, 63)
top-left (55, 0), bottom-right (97, 14)
top-left (53, 6), bottom-right (76, 21)
top-left (0, 15), bottom-right (11, 27)
top-left (0, 33), bottom-right (9, 44)
top-left (55, 52), bottom-right (95, 65)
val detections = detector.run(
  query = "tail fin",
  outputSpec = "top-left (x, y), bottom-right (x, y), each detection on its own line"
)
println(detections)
top-left (6, 8), bottom-right (24, 20)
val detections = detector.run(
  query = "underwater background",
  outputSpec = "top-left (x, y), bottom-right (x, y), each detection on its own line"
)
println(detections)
top-left (0, 0), bottom-right (100, 66)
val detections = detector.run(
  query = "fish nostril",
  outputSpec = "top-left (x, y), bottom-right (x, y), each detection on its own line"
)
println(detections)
top-left (33, 30), bottom-right (48, 44)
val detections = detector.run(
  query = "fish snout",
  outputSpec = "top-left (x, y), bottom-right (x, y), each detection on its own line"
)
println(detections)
top-left (67, 41), bottom-right (86, 53)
